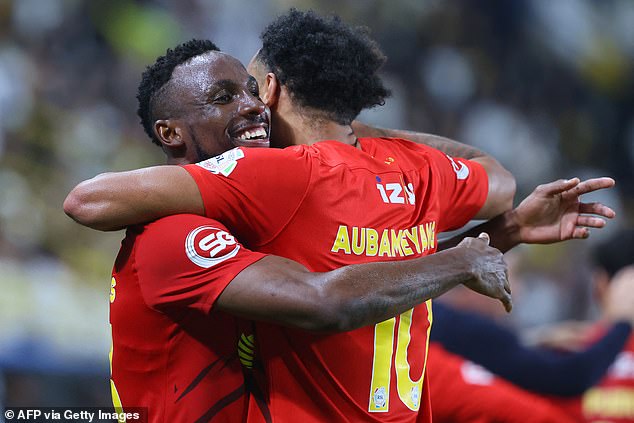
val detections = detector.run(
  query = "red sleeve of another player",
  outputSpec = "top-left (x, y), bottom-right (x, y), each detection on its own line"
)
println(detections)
top-left (427, 149), bottom-right (488, 232)
top-left (183, 147), bottom-right (312, 247)
top-left (134, 214), bottom-right (266, 314)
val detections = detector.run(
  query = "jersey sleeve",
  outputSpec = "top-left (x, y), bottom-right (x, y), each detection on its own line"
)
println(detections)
top-left (183, 147), bottom-right (312, 247)
top-left (134, 214), bottom-right (267, 314)
top-left (426, 148), bottom-right (488, 232)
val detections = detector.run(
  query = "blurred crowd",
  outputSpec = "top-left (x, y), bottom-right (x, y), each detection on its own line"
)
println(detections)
top-left (0, 0), bottom-right (632, 406)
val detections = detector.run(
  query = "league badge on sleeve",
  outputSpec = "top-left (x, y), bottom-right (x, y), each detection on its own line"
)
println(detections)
top-left (196, 148), bottom-right (245, 177)
top-left (185, 226), bottom-right (240, 268)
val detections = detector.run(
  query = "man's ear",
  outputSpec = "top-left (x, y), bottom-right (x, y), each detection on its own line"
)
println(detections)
top-left (154, 120), bottom-right (184, 148)
top-left (261, 72), bottom-right (280, 107)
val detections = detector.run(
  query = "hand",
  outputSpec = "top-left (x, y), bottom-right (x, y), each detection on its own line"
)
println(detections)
top-left (510, 177), bottom-right (615, 244)
top-left (458, 233), bottom-right (512, 312)
top-left (605, 266), bottom-right (634, 326)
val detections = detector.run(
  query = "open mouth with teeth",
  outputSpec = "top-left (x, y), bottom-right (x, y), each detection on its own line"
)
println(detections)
top-left (230, 125), bottom-right (270, 148)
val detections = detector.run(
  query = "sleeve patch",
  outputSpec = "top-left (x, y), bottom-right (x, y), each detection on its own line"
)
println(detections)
top-left (196, 148), bottom-right (245, 176)
top-left (445, 154), bottom-right (470, 180)
top-left (185, 225), bottom-right (241, 268)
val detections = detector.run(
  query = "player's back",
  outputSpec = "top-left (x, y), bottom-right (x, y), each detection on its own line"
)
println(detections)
top-left (185, 138), bottom-right (488, 422)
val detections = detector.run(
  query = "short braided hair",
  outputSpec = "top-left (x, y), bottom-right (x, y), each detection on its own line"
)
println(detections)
top-left (137, 39), bottom-right (220, 145)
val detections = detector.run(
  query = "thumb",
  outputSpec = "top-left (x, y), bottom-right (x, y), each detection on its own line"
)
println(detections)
top-left (478, 232), bottom-right (490, 245)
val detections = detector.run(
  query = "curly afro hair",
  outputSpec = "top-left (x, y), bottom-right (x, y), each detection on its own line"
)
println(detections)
top-left (257, 9), bottom-right (390, 125)
top-left (137, 39), bottom-right (220, 146)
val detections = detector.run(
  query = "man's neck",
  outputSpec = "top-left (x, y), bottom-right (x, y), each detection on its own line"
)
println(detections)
top-left (284, 110), bottom-right (357, 147)
top-left (294, 121), bottom-right (356, 146)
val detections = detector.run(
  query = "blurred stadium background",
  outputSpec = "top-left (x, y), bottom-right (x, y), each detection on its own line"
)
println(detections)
top-left (0, 0), bottom-right (632, 407)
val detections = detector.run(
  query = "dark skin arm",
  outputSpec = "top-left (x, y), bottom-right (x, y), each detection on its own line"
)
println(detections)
top-left (439, 177), bottom-right (616, 253)
top-left (63, 125), bottom-right (512, 229)
top-left (67, 170), bottom-right (513, 330)
top-left (352, 121), bottom-right (516, 219)
top-left (350, 123), bottom-right (616, 252)
top-left (63, 166), bottom-right (202, 231)
top-left (63, 166), bottom-right (616, 259)
top-left (217, 233), bottom-right (511, 332)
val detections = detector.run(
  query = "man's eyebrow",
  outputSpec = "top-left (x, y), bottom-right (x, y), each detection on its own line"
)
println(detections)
top-left (207, 78), bottom-right (257, 93)
top-left (207, 79), bottom-right (239, 92)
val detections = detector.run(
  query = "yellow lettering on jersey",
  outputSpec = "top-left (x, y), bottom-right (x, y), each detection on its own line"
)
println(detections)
top-left (369, 303), bottom-right (434, 413)
top-left (583, 388), bottom-right (634, 418)
top-left (352, 227), bottom-right (366, 255)
top-left (425, 222), bottom-right (436, 249)
top-left (331, 225), bottom-right (351, 254)
top-left (400, 232), bottom-right (413, 256)
top-left (404, 227), bottom-right (421, 254)
top-left (331, 223), bottom-right (437, 258)
top-left (366, 229), bottom-right (379, 256)
top-left (395, 300), bottom-right (433, 411)
top-left (110, 277), bottom-right (117, 303)
top-left (390, 229), bottom-right (405, 257)
top-left (369, 318), bottom-right (395, 412)
top-left (419, 225), bottom-right (428, 251)
top-left (378, 230), bottom-right (392, 257)
top-left (394, 308), bottom-right (423, 411)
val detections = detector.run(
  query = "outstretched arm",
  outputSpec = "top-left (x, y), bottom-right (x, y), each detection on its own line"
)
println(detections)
top-left (63, 166), bottom-right (201, 231)
top-left (439, 177), bottom-right (616, 252)
top-left (218, 233), bottom-right (512, 332)
top-left (352, 121), bottom-right (515, 219)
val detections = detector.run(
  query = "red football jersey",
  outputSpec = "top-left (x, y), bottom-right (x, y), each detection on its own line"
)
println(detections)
top-left (183, 137), bottom-right (488, 422)
top-left (428, 343), bottom-right (579, 423)
top-left (110, 214), bottom-right (268, 423)
top-left (581, 330), bottom-right (634, 422)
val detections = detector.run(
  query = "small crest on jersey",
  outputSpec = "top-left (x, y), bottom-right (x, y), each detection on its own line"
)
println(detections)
top-left (373, 387), bottom-right (387, 409)
top-left (185, 226), bottom-right (240, 268)
top-left (410, 386), bottom-right (420, 408)
top-left (196, 148), bottom-right (245, 177)
top-left (445, 154), bottom-right (469, 180)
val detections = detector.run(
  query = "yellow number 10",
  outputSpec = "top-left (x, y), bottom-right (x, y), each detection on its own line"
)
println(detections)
top-left (368, 301), bottom-right (433, 413)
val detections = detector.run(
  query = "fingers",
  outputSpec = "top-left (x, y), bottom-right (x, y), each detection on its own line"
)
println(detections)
top-left (539, 178), bottom-right (580, 196)
top-left (503, 270), bottom-right (511, 295)
top-left (500, 291), bottom-right (513, 313)
top-left (572, 227), bottom-right (590, 239)
top-left (478, 232), bottom-right (490, 245)
top-left (561, 177), bottom-right (616, 201)
top-left (578, 202), bottom-right (616, 218)
top-left (501, 269), bottom-right (512, 312)
top-left (576, 215), bottom-right (607, 228)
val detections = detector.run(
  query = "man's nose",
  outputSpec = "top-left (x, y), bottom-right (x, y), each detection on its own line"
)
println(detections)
top-left (238, 93), bottom-right (266, 116)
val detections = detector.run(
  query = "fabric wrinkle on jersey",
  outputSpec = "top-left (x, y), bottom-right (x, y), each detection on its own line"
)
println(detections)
top-left (109, 214), bottom-right (269, 423)
top-left (184, 137), bottom-right (489, 423)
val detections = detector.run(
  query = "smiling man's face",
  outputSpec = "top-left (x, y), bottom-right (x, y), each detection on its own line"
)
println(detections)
top-left (169, 51), bottom-right (270, 161)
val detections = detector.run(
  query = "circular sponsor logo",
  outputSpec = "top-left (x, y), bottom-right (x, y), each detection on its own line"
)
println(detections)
top-left (185, 226), bottom-right (240, 268)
